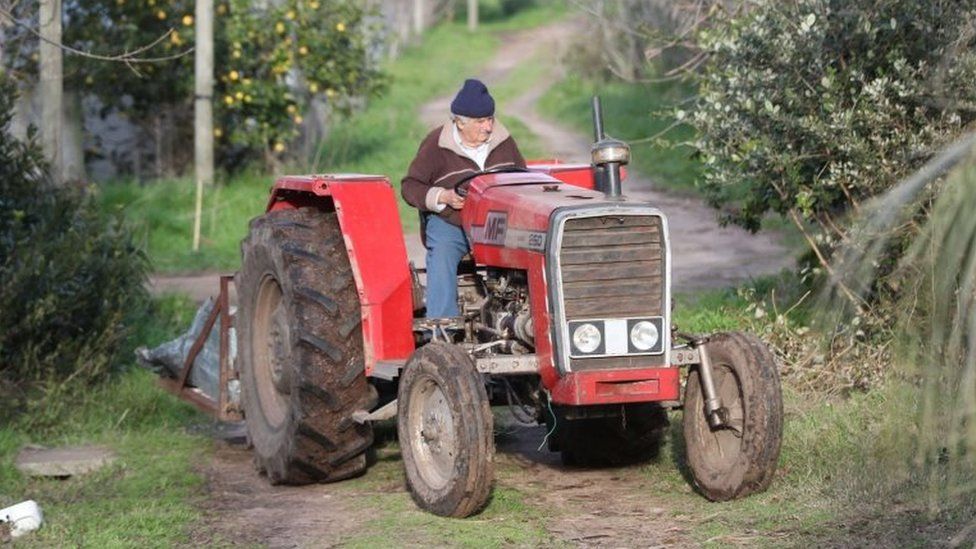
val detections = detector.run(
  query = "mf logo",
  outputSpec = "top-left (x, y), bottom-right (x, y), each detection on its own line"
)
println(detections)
top-left (481, 212), bottom-right (507, 246)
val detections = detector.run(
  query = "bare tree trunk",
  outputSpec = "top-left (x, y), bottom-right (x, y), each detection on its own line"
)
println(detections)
top-left (193, 0), bottom-right (215, 251)
top-left (467, 0), bottom-right (477, 31)
top-left (39, 0), bottom-right (63, 185)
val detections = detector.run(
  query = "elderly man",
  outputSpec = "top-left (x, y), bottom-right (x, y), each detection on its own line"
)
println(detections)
top-left (402, 78), bottom-right (526, 318)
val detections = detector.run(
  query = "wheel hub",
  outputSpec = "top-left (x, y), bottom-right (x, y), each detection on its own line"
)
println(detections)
top-left (268, 304), bottom-right (292, 395)
top-left (252, 275), bottom-right (291, 428)
top-left (409, 377), bottom-right (457, 490)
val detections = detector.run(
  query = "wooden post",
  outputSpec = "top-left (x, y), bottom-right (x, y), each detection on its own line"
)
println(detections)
top-left (467, 0), bottom-right (477, 31)
top-left (193, 0), bottom-right (215, 252)
top-left (39, 0), bottom-right (63, 185)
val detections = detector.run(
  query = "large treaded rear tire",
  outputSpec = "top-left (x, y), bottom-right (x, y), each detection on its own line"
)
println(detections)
top-left (237, 207), bottom-right (376, 484)
top-left (683, 332), bottom-right (782, 500)
top-left (397, 342), bottom-right (494, 517)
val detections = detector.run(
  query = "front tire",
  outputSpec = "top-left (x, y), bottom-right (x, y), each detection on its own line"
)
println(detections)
top-left (397, 342), bottom-right (494, 517)
top-left (237, 207), bottom-right (376, 484)
top-left (683, 332), bottom-right (783, 500)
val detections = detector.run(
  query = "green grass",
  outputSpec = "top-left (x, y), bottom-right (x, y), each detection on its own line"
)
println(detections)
top-left (538, 73), bottom-right (702, 194)
top-left (0, 296), bottom-right (213, 547)
top-left (99, 1), bottom-right (567, 274)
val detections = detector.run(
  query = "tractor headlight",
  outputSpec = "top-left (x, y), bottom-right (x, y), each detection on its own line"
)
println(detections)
top-left (572, 323), bottom-right (602, 354)
top-left (630, 320), bottom-right (659, 352)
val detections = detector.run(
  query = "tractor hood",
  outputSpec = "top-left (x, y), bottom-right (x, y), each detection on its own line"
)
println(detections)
top-left (461, 172), bottom-right (641, 254)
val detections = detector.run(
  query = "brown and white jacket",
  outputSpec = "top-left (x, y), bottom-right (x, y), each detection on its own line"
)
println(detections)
top-left (401, 120), bottom-right (526, 226)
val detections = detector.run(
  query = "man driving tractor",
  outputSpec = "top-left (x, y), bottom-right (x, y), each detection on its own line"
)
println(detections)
top-left (401, 78), bottom-right (526, 318)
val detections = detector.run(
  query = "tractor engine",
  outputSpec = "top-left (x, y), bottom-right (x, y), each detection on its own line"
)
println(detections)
top-left (473, 268), bottom-right (534, 354)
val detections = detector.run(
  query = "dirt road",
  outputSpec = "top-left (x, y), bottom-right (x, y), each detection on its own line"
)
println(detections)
top-left (188, 19), bottom-right (792, 549)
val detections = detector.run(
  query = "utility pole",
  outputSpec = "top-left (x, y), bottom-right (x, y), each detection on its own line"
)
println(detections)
top-left (39, 0), bottom-right (63, 185)
top-left (0, 9), bottom-right (8, 68)
top-left (413, 0), bottom-right (424, 36)
top-left (192, 0), bottom-right (214, 252)
top-left (468, 0), bottom-right (478, 31)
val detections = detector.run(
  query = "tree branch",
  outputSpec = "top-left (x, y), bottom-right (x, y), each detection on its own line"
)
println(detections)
top-left (0, 6), bottom-right (193, 72)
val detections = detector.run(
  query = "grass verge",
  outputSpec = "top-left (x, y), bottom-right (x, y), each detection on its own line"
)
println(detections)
top-left (0, 296), bottom-right (213, 546)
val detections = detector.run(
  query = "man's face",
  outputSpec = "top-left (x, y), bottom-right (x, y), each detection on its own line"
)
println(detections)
top-left (457, 116), bottom-right (494, 146)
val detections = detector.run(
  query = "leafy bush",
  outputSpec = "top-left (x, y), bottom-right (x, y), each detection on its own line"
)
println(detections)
top-left (691, 0), bottom-right (976, 235)
top-left (0, 75), bottom-right (150, 422)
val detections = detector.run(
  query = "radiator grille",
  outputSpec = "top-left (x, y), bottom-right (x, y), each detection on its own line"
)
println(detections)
top-left (557, 214), bottom-right (667, 371)
top-left (560, 215), bottom-right (665, 318)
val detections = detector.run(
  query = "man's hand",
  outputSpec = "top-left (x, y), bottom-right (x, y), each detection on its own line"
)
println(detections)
top-left (438, 189), bottom-right (465, 210)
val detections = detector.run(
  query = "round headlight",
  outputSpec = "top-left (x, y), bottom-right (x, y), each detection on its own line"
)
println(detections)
top-left (630, 321), bottom-right (659, 351)
top-left (572, 323), bottom-right (602, 354)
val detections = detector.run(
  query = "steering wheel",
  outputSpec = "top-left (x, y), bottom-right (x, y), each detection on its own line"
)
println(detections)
top-left (453, 166), bottom-right (531, 197)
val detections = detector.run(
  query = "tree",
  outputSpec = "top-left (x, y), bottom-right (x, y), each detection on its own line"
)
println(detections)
top-left (217, 0), bottom-right (386, 167)
top-left (4, 0), bottom-right (387, 174)
top-left (690, 0), bottom-right (976, 242)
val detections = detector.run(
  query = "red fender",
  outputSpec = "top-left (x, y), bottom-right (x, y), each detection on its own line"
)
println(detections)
top-left (267, 175), bottom-right (415, 374)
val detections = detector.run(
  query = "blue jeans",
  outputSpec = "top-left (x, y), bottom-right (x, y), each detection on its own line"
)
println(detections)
top-left (425, 215), bottom-right (470, 318)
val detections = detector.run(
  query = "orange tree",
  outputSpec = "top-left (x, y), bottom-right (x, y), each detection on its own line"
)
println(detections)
top-left (217, 0), bottom-right (385, 165)
top-left (10, 0), bottom-right (386, 171)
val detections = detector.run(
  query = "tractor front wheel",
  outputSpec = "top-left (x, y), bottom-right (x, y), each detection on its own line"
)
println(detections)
top-left (237, 207), bottom-right (376, 484)
top-left (397, 342), bottom-right (494, 517)
top-left (683, 332), bottom-right (783, 501)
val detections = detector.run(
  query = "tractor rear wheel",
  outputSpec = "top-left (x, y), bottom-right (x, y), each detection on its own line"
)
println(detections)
top-left (558, 404), bottom-right (669, 467)
top-left (397, 342), bottom-right (494, 518)
top-left (237, 207), bottom-right (376, 484)
top-left (683, 332), bottom-right (782, 500)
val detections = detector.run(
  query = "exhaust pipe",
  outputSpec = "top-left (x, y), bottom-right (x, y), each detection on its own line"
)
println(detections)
top-left (590, 96), bottom-right (630, 199)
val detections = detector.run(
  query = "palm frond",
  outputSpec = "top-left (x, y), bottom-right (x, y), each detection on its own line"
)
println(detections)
top-left (826, 132), bottom-right (976, 508)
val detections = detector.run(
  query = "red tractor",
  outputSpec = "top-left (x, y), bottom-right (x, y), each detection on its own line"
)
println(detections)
top-left (235, 99), bottom-right (783, 517)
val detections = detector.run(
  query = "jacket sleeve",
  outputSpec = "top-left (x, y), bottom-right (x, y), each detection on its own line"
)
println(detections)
top-left (401, 134), bottom-right (440, 211)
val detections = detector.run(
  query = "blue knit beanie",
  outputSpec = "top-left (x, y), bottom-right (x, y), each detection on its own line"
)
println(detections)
top-left (450, 78), bottom-right (495, 118)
